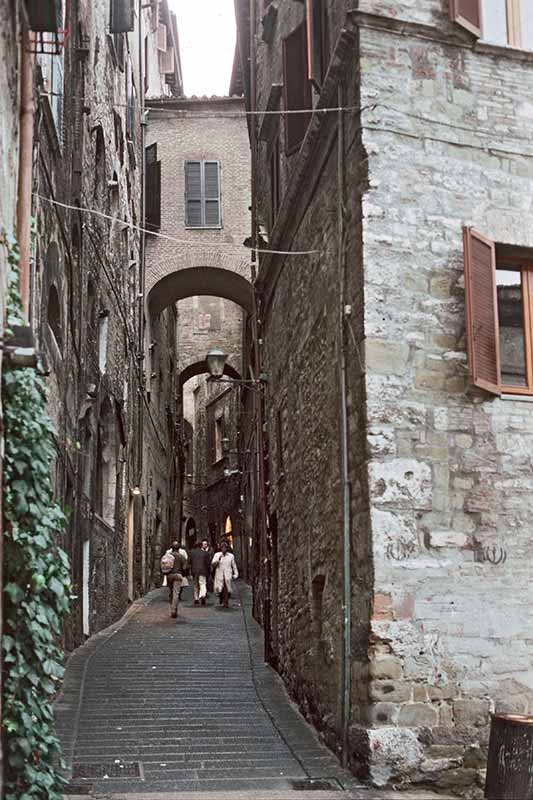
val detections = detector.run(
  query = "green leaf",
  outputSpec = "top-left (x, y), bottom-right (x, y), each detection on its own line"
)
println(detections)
top-left (5, 582), bottom-right (25, 603)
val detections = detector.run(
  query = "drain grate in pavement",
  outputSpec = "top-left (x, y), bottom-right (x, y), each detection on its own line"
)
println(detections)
top-left (289, 778), bottom-right (342, 791)
top-left (72, 761), bottom-right (143, 780)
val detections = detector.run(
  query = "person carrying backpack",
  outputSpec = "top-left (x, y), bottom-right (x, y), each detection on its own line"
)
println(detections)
top-left (160, 542), bottom-right (187, 618)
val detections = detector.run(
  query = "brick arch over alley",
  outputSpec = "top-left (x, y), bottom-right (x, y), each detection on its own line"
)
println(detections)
top-left (144, 95), bottom-right (253, 379)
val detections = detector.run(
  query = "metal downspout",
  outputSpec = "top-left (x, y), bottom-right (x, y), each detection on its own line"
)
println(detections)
top-left (337, 84), bottom-right (352, 769)
top-left (17, 28), bottom-right (34, 319)
top-left (137, 0), bottom-right (145, 488)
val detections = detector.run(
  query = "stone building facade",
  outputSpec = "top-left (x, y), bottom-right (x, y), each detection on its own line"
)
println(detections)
top-left (14, 0), bottom-right (182, 650)
top-left (235, 0), bottom-right (533, 794)
top-left (144, 96), bottom-right (252, 565)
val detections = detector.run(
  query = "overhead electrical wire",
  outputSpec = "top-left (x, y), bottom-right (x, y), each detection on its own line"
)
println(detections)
top-left (35, 195), bottom-right (320, 256)
top-left (39, 88), bottom-right (533, 151)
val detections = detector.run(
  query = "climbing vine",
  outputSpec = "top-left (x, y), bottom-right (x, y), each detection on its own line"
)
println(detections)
top-left (2, 235), bottom-right (72, 799)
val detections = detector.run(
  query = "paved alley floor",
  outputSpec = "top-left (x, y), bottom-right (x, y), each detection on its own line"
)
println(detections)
top-left (56, 583), bottom-right (449, 800)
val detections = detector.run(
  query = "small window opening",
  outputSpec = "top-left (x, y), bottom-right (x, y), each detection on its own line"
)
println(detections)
top-left (47, 284), bottom-right (63, 351)
top-left (215, 415), bottom-right (224, 462)
top-left (98, 312), bottom-right (109, 373)
top-left (312, 574), bottom-right (326, 639)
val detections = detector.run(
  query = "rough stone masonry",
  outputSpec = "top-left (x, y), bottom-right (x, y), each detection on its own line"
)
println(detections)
top-left (243, 0), bottom-right (533, 796)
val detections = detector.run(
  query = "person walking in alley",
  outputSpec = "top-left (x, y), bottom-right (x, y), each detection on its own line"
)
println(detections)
top-left (190, 541), bottom-right (210, 605)
top-left (201, 538), bottom-right (214, 593)
top-left (212, 541), bottom-right (239, 608)
top-left (161, 543), bottom-right (187, 618)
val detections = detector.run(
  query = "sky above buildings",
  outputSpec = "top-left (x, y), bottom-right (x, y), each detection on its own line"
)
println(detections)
top-left (172, 0), bottom-right (236, 97)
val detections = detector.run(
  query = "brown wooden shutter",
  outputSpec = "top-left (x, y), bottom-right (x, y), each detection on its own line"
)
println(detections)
top-left (283, 24), bottom-right (311, 154)
top-left (145, 144), bottom-right (161, 231)
top-left (207, 410), bottom-right (215, 464)
top-left (463, 227), bottom-right (501, 394)
top-left (110, 0), bottom-right (134, 33)
top-left (449, 0), bottom-right (481, 37)
top-left (204, 161), bottom-right (221, 226)
top-left (185, 161), bottom-right (202, 227)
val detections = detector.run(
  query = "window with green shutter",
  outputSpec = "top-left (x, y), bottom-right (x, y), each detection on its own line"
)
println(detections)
top-left (185, 160), bottom-right (221, 228)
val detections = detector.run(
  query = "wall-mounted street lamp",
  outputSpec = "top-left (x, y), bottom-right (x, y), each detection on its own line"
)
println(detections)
top-left (205, 348), bottom-right (268, 391)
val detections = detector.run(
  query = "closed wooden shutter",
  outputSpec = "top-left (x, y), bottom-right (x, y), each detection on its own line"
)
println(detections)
top-left (207, 411), bottom-right (216, 464)
top-left (185, 161), bottom-right (220, 227)
top-left (204, 162), bottom-right (221, 227)
top-left (185, 161), bottom-right (202, 227)
top-left (145, 143), bottom-right (161, 231)
top-left (449, 0), bottom-right (481, 36)
top-left (283, 24), bottom-right (311, 154)
top-left (306, 0), bottom-right (329, 87)
top-left (463, 227), bottom-right (501, 394)
top-left (110, 0), bottom-right (134, 33)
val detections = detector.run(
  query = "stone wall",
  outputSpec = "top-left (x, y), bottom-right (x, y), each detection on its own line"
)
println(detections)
top-left (248, 0), bottom-right (533, 794)
top-left (29, 2), bottom-right (177, 648)
top-left (358, 6), bottom-right (533, 792)
top-left (254, 0), bottom-right (373, 756)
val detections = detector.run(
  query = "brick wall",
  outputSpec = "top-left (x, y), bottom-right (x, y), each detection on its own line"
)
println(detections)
top-left (145, 98), bottom-right (251, 568)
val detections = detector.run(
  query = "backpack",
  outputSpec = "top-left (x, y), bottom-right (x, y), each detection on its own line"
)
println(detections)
top-left (160, 550), bottom-right (175, 574)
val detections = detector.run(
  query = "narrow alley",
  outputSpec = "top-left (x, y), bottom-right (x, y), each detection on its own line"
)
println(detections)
top-left (2, 0), bottom-right (533, 799)
top-left (56, 583), bottom-right (364, 798)
top-left (56, 584), bottom-right (447, 799)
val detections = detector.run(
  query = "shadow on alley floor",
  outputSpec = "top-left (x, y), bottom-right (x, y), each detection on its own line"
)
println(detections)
top-left (56, 582), bottom-right (452, 800)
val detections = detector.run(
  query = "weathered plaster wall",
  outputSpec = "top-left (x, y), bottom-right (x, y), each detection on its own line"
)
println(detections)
top-left (0, 0), bottom-right (19, 396)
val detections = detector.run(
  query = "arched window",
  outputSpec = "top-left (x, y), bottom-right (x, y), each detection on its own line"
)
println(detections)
top-left (47, 284), bottom-right (62, 351)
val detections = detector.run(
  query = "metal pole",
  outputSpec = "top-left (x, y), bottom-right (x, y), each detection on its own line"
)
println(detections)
top-left (137, 0), bottom-right (145, 489)
top-left (16, 27), bottom-right (34, 319)
top-left (337, 83), bottom-right (352, 768)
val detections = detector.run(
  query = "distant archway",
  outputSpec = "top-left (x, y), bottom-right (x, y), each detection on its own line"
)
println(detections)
top-left (148, 266), bottom-right (254, 317)
top-left (179, 360), bottom-right (240, 389)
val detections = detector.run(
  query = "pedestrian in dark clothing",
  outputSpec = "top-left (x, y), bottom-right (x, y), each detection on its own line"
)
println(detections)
top-left (190, 541), bottom-right (211, 605)
top-left (201, 538), bottom-right (214, 593)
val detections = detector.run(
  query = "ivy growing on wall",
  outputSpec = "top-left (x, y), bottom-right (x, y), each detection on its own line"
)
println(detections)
top-left (2, 236), bottom-right (72, 799)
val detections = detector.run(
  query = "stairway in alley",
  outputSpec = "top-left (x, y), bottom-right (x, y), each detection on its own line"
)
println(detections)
top-left (56, 583), bottom-right (368, 798)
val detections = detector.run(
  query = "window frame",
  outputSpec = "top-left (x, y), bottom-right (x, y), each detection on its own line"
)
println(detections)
top-left (184, 160), bottom-right (222, 229)
top-left (495, 258), bottom-right (533, 395)
top-left (282, 23), bottom-right (312, 156)
top-left (481, 0), bottom-right (530, 49)
top-left (463, 226), bottom-right (533, 396)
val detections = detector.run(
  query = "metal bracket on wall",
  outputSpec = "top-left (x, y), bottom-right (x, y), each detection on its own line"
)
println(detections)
top-left (3, 325), bottom-right (38, 369)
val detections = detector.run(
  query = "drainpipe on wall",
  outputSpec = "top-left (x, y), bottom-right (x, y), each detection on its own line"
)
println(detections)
top-left (337, 84), bottom-right (352, 769)
top-left (17, 27), bottom-right (34, 319)
top-left (137, 0), bottom-right (145, 493)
